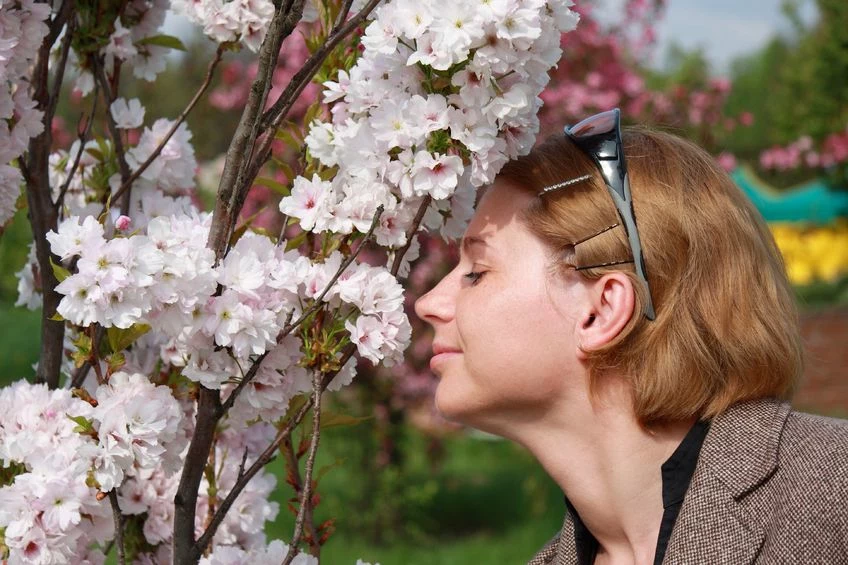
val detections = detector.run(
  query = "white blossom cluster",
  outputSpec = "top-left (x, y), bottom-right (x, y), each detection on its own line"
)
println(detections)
top-left (198, 541), bottom-right (381, 565)
top-left (0, 0), bottom-right (50, 227)
top-left (73, 0), bottom-right (173, 94)
top-left (283, 0), bottom-right (580, 242)
top-left (0, 380), bottom-right (287, 562)
top-left (119, 422), bottom-right (281, 556)
top-left (44, 115), bottom-right (198, 222)
top-left (199, 539), bottom-right (315, 565)
top-left (87, 371), bottom-right (186, 492)
top-left (46, 212), bottom-right (410, 396)
top-left (172, 0), bottom-right (276, 52)
top-left (0, 382), bottom-right (112, 564)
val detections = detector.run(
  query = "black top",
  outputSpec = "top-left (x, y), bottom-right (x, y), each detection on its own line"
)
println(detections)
top-left (565, 420), bottom-right (711, 565)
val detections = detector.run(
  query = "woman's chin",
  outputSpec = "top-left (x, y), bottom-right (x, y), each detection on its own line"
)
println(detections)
top-left (433, 380), bottom-right (473, 424)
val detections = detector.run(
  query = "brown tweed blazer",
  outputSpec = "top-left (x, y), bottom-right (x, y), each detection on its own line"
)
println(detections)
top-left (528, 398), bottom-right (848, 564)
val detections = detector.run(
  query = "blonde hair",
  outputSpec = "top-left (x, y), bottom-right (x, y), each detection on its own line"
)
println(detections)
top-left (499, 127), bottom-right (803, 425)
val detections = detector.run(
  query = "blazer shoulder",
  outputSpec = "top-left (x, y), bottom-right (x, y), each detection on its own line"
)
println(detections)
top-left (778, 410), bottom-right (848, 491)
top-left (782, 410), bottom-right (848, 452)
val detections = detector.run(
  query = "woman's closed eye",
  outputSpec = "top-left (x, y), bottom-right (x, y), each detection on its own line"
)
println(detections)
top-left (463, 270), bottom-right (485, 285)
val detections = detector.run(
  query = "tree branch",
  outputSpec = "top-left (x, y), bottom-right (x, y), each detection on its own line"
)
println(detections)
top-left (391, 196), bottom-right (431, 276)
top-left (110, 46), bottom-right (225, 209)
top-left (108, 490), bottom-right (126, 565)
top-left (259, 0), bottom-right (380, 131)
top-left (194, 398), bottom-right (313, 555)
top-left (47, 11), bottom-right (75, 123)
top-left (25, 1), bottom-right (71, 389)
top-left (206, 2), bottom-right (306, 260)
top-left (92, 60), bottom-right (133, 214)
top-left (172, 387), bottom-right (221, 564)
top-left (281, 372), bottom-right (323, 565)
top-left (237, 0), bottom-right (382, 197)
top-left (55, 88), bottom-right (98, 213)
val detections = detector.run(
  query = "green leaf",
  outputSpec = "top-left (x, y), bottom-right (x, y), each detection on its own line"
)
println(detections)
top-left (254, 176), bottom-right (290, 196)
top-left (284, 230), bottom-right (307, 251)
top-left (304, 103), bottom-right (322, 128)
top-left (67, 414), bottom-right (95, 434)
top-left (314, 457), bottom-right (346, 484)
top-left (229, 209), bottom-right (264, 246)
top-left (50, 257), bottom-right (71, 283)
top-left (71, 332), bottom-right (92, 368)
top-left (274, 161), bottom-right (296, 184)
top-left (107, 351), bottom-right (126, 373)
top-left (320, 410), bottom-right (372, 430)
top-left (85, 147), bottom-right (104, 161)
top-left (275, 124), bottom-right (304, 150)
top-left (279, 394), bottom-right (309, 428)
top-left (48, 312), bottom-right (65, 322)
top-left (136, 34), bottom-right (186, 51)
top-left (106, 324), bottom-right (151, 353)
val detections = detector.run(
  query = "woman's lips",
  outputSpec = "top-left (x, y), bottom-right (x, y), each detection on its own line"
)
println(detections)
top-left (430, 345), bottom-right (461, 372)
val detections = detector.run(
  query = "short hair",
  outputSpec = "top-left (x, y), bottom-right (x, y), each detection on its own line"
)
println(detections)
top-left (498, 127), bottom-right (803, 426)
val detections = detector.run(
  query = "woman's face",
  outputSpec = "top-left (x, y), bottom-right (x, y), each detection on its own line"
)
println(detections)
top-left (414, 180), bottom-right (589, 433)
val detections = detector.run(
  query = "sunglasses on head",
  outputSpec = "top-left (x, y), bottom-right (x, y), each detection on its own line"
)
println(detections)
top-left (545, 108), bottom-right (656, 321)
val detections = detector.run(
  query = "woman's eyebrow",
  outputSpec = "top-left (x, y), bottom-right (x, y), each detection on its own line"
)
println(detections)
top-left (461, 235), bottom-right (489, 253)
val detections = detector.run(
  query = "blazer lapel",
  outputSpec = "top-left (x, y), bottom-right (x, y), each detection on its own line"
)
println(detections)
top-left (662, 465), bottom-right (766, 564)
top-left (663, 399), bottom-right (791, 564)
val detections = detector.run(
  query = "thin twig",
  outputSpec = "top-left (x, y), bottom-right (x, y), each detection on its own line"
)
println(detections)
top-left (110, 46), bottom-right (225, 206)
top-left (194, 398), bottom-right (313, 554)
top-left (239, 0), bottom-right (381, 198)
top-left (391, 196), bottom-right (431, 276)
top-left (92, 61), bottom-right (133, 214)
top-left (281, 371), bottom-right (323, 565)
top-left (282, 438), bottom-right (321, 554)
top-left (55, 89), bottom-right (99, 213)
top-left (108, 490), bottom-right (126, 565)
top-left (259, 0), bottom-right (380, 131)
top-left (45, 0), bottom-right (74, 47)
top-left (278, 208), bottom-right (383, 338)
top-left (237, 447), bottom-right (249, 481)
top-left (332, 0), bottom-right (356, 30)
top-left (70, 361), bottom-right (92, 390)
top-left (47, 15), bottom-right (75, 123)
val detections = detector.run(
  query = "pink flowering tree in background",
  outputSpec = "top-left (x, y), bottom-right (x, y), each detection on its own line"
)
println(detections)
top-left (0, 0), bottom-right (581, 563)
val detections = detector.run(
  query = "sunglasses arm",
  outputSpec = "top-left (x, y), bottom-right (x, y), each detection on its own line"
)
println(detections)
top-left (605, 174), bottom-right (657, 320)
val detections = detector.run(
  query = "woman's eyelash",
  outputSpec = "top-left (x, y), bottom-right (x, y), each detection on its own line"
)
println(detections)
top-left (463, 271), bottom-right (484, 284)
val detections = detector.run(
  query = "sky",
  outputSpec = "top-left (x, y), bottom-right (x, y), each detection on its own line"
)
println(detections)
top-left (644, 0), bottom-right (818, 73)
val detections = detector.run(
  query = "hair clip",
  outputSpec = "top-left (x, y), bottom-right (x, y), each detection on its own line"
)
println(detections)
top-left (540, 174), bottom-right (593, 195)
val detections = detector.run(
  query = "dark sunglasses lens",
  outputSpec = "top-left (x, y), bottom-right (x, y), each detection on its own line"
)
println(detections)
top-left (568, 110), bottom-right (617, 138)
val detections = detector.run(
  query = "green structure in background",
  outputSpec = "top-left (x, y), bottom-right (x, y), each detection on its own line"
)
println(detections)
top-left (732, 166), bottom-right (848, 224)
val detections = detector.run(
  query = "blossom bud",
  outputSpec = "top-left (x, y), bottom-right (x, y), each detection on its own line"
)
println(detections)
top-left (115, 215), bottom-right (132, 231)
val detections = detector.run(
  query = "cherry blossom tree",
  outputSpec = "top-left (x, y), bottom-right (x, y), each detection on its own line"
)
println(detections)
top-left (0, 0), bottom-right (580, 563)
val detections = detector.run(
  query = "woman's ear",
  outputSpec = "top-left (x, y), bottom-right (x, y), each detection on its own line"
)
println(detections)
top-left (575, 273), bottom-right (636, 360)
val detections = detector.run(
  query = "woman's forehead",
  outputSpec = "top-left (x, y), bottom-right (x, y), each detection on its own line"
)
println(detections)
top-left (462, 182), bottom-right (536, 249)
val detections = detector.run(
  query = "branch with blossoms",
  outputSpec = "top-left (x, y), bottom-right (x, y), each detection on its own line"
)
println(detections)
top-left (1, 0), bottom-right (581, 563)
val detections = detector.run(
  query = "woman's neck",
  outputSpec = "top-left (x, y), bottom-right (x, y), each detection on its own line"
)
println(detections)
top-left (514, 379), bottom-right (696, 565)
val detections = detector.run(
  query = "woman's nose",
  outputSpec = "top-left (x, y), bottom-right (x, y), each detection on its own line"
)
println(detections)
top-left (414, 273), bottom-right (456, 326)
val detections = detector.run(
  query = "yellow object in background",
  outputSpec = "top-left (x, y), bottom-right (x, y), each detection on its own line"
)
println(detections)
top-left (770, 220), bottom-right (848, 286)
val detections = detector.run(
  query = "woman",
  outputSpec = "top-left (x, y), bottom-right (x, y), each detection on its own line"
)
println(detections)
top-left (414, 109), bottom-right (848, 565)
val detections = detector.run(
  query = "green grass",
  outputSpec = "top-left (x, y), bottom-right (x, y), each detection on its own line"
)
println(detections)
top-left (0, 305), bottom-right (41, 384)
top-left (264, 424), bottom-right (564, 564)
